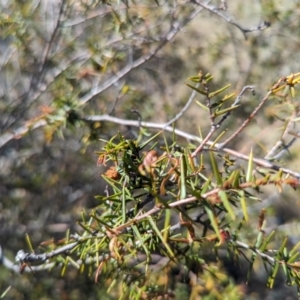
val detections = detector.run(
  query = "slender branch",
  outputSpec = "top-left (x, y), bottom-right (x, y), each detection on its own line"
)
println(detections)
top-left (191, 127), bottom-right (216, 157)
top-left (234, 240), bottom-right (275, 264)
top-left (0, 54), bottom-right (89, 148)
top-left (215, 85), bottom-right (255, 128)
top-left (83, 113), bottom-right (300, 178)
top-left (163, 83), bottom-right (200, 128)
top-left (0, 119), bottom-right (47, 149)
top-left (191, 78), bottom-right (219, 157)
top-left (216, 90), bottom-right (272, 148)
top-left (2, 227), bottom-right (286, 274)
top-left (218, 78), bottom-right (287, 149)
top-left (36, 0), bottom-right (67, 85)
top-left (192, 0), bottom-right (270, 39)
top-left (112, 179), bottom-right (299, 234)
top-left (0, 4), bottom-right (208, 148)
top-left (221, 147), bottom-right (300, 178)
top-left (78, 5), bottom-right (206, 106)
top-left (3, 238), bottom-right (278, 273)
top-left (63, 4), bottom-right (160, 27)
top-left (264, 105), bottom-right (300, 160)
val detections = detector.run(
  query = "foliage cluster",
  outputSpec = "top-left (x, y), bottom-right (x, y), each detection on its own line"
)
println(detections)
top-left (11, 72), bottom-right (300, 300)
top-left (2, 0), bottom-right (300, 299)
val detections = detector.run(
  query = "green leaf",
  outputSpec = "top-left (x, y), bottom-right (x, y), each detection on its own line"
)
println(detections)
top-left (187, 76), bottom-right (201, 83)
top-left (25, 233), bottom-right (35, 253)
top-left (228, 169), bottom-right (240, 188)
top-left (204, 74), bottom-right (214, 83)
top-left (147, 216), bottom-right (175, 259)
top-left (267, 237), bottom-right (288, 288)
top-left (255, 230), bottom-right (264, 249)
top-left (209, 84), bottom-right (231, 98)
top-left (204, 204), bottom-right (221, 242)
top-left (238, 190), bottom-right (248, 222)
top-left (287, 251), bottom-right (300, 264)
top-left (213, 105), bottom-right (239, 117)
top-left (139, 131), bottom-right (162, 149)
top-left (122, 184), bottom-right (126, 223)
top-left (259, 230), bottom-right (275, 252)
top-left (278, 237), bottom-right (288, 255)
top-left (284, 268), bottom-right (293, 286)
top-left (219, 190), bottom-right (235, 220)
top-left (289, 240), bottom-right (300, 258)
top-left (246, 251), bottom-right (257, 284)
top-left (0, 286), bottom-right (11, 299)
top-left (222, 92), bottom-right (236, 101)
top-left (132, 225), bottom-right (150, 261)
top-left (247, 230), bottom-right (264, 283)
top-left (196, 100), bottom-right (209, 111)
top-left (200, 176), bottom-right (212, 195)
top-left (163, 209), bottom-right (171, 242)
top-left (210, 151), bottom-right (222, 185)
top-left (267, 261), bottom-right (279, 289)
top-left (185, 83), bottom-right (208, 96)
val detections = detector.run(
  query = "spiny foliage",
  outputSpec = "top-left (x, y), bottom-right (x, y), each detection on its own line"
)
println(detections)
top-left (17, 72), bottom-right (300, 299)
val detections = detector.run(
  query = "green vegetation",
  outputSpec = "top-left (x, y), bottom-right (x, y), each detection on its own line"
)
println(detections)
top-left (1, 1), bottom-right (300, 299)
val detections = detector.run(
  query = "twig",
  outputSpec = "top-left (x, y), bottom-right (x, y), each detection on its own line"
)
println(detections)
top-left (0, 119), bottom-right (47, 149)
top-left (187, 84), bottom-right (255, 158)
top-left (191, 77), bottom-right (219, 157)
top-left (0, 3), bottom-right (207, 143)
top-left (217, 78), bottom-right (285, 149)
top-left (36, 0), bottom-right (67, 85)
top-left (83, 113), bottom-right (300, 178)
top-left (2, 224), bottom-right (284, 274)
top-left (0, 54), bottom-right (89, 148)
top-left (215, 85), bottom-right (255, 128)
top-left (217, 89), bottom-right (271, 147)
top-left (163, 83), bottom-right (200, 128)
top-left (234, 239), bottom-right (275, 264)
top-left (1, 240), bottom-right (171, 274)
top-left (78, 5), bottom-right (206, 106)
top-left (108, 83), bottom-right (126, 115)
top-left (112, 179), bottom-right (299, 234)
top-left (264, 108), bottom-right (299, 161)
top-left (192, 0), bottom-right (270, 39)
top-left (191, 127), bottom-right (216, 157)
top-left (232, 86), bottom-right (255, 106)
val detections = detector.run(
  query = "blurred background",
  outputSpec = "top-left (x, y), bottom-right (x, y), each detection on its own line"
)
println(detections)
top-left (1, 0), bottom-right (300, 299)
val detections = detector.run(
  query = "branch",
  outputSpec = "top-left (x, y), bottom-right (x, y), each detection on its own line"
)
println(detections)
top-left (83, 114), bottom-right (300, 178)
top-left (216, 85), bottom-right (255, 128)
top-left (217, 77), bottom-right (286, 149)
top-left (2, 232), bottom-right (284, 274)
top-left (264, 106), bottom-right (300, 161)
top-left (163, 83), bottom-right (200, 128)
top-left (0, 119), bottom-right (47, 149)
top-left (78, 5), bottom-right (206, 106)
top-left (0, 4), bottom-right (207, 147)
top-left (110, 179), bottom-right (299, 235)
top-left (192, 0), bottom-right (271, 39)
top-left (2, 240), bottom-right (173, 276)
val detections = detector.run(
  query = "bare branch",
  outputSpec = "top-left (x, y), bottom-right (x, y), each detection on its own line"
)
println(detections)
top-left (217, 78), bottom-right (286, 149)
top-left (78, 5), bottom-right (206, 106)
top-left (83, 113), bottom-right (300, 178)
top-left (264, 108), bottom-right (300, 161)
top-left (0, 119), bottom-right (47, 149)
top-left (232, 85), bottom-right (255, 106)
top-left (215, 85), bottom-right (255, 128)
top-left (163, 83), bottom-right (200, 128)
top-left (192, 0), bottom-right (271, 39)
